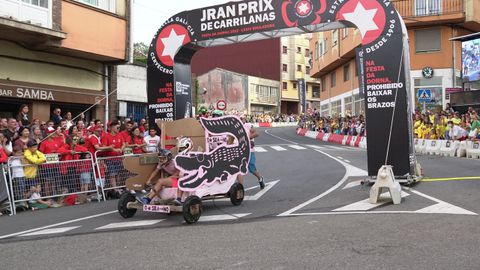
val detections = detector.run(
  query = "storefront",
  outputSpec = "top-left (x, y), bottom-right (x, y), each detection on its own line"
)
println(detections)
top-left (0, 79), bottom-right (105, 122)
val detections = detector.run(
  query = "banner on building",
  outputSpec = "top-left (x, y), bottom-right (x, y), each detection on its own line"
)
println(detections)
top-left (147, 0), bottom-right (415, 178)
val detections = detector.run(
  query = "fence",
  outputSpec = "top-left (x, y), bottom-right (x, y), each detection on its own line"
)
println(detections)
top-left (7, 153), bottom-right (101, 215)
top-left (1, 164), bottom-right (13, 216)
top-left (94, 151), bottom-right (138, 200)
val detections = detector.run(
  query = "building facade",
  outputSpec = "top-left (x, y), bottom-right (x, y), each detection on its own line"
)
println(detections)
top-left (0, 0), bottom-right (130, 122)
top-left (195, 68), bottom-right (280, 115)
top-left (309, 0), bottom-right (480, 116)
top-left (281, 34), bottom-right (321, 115)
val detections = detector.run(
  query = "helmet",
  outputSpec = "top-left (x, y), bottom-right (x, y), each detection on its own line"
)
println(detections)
top-left (177, 137), bottom-right (193, 155)
top-left (158, 149), bottom-right (173, 162)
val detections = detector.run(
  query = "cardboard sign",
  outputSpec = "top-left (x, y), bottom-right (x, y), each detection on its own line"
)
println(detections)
top-left (45, 153), bottom-right (59, 163)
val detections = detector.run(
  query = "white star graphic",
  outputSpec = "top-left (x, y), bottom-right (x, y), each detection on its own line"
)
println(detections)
top-left (342, 2), bottom-right (378, 39)
top-left (297, 2), bottom-right (310, 15)
top-left (160, 28), bottom-right (186, 61)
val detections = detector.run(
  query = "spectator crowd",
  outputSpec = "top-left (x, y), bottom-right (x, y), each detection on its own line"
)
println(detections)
top-left (298, 105), bottom-right (480, 141)
top-left (0, 104), bottom-right (158, 213)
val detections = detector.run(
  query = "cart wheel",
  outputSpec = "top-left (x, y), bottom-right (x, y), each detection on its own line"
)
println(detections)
top-left (118, 192), bottom-right (137, 218)
top-left (229, 182), bottom-right (244, 206)
top-left (183, 196), bottom-right (202, 224)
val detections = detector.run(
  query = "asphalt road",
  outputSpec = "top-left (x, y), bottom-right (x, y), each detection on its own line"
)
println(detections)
top-left (0, 127), bottom-right (479, 269)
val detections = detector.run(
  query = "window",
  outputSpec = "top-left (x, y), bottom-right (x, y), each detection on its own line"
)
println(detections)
top-left (297, 65), bottom-right (302, 72)
top-left (305, 49), bottom-right (310, 57)
top-left (282, 64), bottom-right (288, 72)
top-left (321, 77), bottom-right (326, 92)
top-left (330, 71), bottom-right (336, 87)
top-left (312, 85), bottom-right (320, 98)
top-left (75, 0), bottom-right (116, 12)
top-left (342, 28), bottom-right (348, 39)
top-left (415, 0), bottom-right (441, 16)
top-left (282, 46), bottom-right (288, 54)
top-left (282, 82), bottom-right (288, 90)
top-left (415, 28), bottom-right (441, 52)
top-left (306, 66), bottom-right (311, 75)
top-left (315, 42), bottom-right (319, 59)
top-left (344, 96), bottom-right (353, 116)
top-left (323, 38), bottom-right (328, 54)
top-left (293, 83), bottom-right (297, 89)
top-left (332, 30), bottom-right (338, 47)
top-left (297, 47), bottom-right (301, 53)
top-left (343, 64), bottom-right (350, 82)
top-left (331, 100), bottom-right (341, 116)
top-left (22, 0), bottom-right (48, 8)
top-left (354, 94), bottom-right (365, 116)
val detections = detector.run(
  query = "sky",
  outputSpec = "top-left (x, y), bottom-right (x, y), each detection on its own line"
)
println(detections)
top-left (132, 0), bottom-right (240, 44)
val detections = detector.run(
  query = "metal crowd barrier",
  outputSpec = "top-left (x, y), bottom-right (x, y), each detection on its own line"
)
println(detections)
top-left (7, 154), bottom-right (101, 215)
top-left (1, 164), bottom-right (13, 216)
top-left (94, 151), bottom-right (138, 200)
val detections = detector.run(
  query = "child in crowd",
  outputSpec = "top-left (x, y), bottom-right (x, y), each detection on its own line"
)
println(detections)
top-left (10, 146), bottom-right (27, 200)
top-left (29, 184), bottom-right (54, 210)
top-left (23, 140), bottom-right (46, 189)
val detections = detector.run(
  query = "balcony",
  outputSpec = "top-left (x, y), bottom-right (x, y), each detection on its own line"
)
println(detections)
top-left (0, 0), bottom-right (66, 49)
top-left (0, 0), bottom-right (53, 28)
top-left (393, 0), bottom-right (465, 25)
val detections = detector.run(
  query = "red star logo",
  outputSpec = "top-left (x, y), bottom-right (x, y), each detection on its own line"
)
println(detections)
top-left (155, 24), bottom-right (191, 67)
top-left (336, 0), bottom-right (386, 45)
top-left (296, 0), bottom-right (312, 17)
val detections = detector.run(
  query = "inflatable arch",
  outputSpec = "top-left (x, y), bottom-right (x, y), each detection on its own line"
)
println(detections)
top-left (147, 0), bottom-right (416, 178)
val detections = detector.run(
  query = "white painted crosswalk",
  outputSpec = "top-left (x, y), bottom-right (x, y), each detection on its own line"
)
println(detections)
top-left (20, 226), bottom-right (80, 237)
top-left (14, 213), bottom-right (253, 238)
top-left (253, 144), bottom-right (361, 153)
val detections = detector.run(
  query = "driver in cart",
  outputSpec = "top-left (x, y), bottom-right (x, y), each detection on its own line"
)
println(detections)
top-left (140, 137), bottom-right (193, 205)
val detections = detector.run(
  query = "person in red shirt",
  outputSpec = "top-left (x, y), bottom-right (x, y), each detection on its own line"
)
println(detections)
top-left (58, 136), bottom-right (88, 192)
top-left (119, 120), bottom-right (134, 142)
top-left (85, 126), bottom-right (112, 159)
top-left (101, 120), bottom-right (125, 195)
top-left (125, 126), bottom-right (145, 154)
top-left (38, 126), bottom-right (64, 196)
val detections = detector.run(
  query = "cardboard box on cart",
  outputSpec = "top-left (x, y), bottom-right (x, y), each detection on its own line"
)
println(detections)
top-left (124, 118), bottom-right (206, 191)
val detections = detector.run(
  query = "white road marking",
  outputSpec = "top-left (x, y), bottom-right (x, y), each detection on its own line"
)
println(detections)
top-left (95, 220), bottom-right (164, 230)
top-left (198, 213), bottom-right (250, 222)
top-left (20, 226), bottom-right (80, 237)
top-left (264, 129), bottom-right (299, 145)
top-left (244, 180), bottom-right (280, 200)
top-left (278, 150), bottom-right (367, 217)
top-left (407, 188), bottom-right (477, 215)
top-left (415, 202), bottom-right (477, 215)
top-left (342, 180), bottom-right (363, 190)
top-left (344, 160), bottom-right (351, 163)
top-left (289, 145), bottom-right (307, 150)
top-left (326, 146), bottom-right (347, 150)
top-left (332, 191), bottom-right (410, 212)
top-left (253, 146), bottom-right (267, 152)
top-left (271, 146), bottom-right (287, 151)
top-left (337, 156), bottom-right (344, 160)
top-left (0, 210), bottom-right (117, 240)
top-left (307, 145), bottom-right (325, 149)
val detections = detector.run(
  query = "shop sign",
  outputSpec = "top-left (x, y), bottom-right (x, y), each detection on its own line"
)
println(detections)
top-left (0, 86), bottom-right (55, 101)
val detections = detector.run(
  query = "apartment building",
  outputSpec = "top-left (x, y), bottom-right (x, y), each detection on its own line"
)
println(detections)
top-left (0, 0), bottom-right (130, 122)
top-left (281, 34), bottom-right (321, 115)
top-left (310, 0), bottom-right (480, 116)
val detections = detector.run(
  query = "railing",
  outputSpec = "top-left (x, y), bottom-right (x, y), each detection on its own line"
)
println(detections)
top-left (392, 0), bottom-right (464, 18)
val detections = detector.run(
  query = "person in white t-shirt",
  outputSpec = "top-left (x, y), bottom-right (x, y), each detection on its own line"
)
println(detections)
top-left (143, 128), bottom-right (161, 153)
top-left (448, 121), bottom-right (468, 141)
